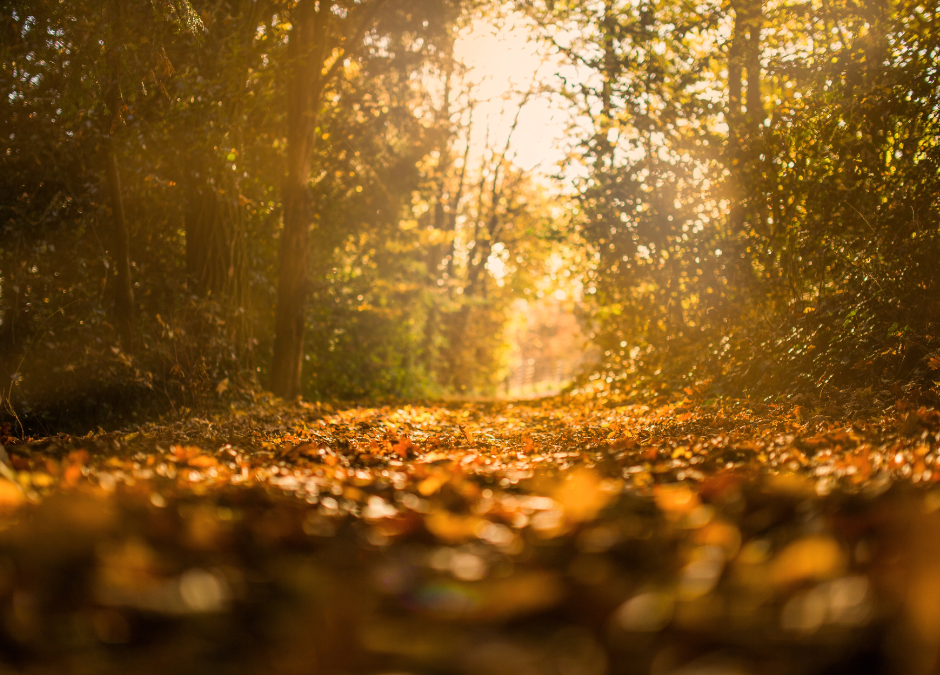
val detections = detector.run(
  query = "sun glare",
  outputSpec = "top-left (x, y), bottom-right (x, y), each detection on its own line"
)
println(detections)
top-left (453, 16), bottom-right (571, 176)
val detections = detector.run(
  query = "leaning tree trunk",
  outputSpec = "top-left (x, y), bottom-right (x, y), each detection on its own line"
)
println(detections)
top-left (104, 0), bottom-right (134, 349)
top-left (270, 0), bottom-right (324, 399)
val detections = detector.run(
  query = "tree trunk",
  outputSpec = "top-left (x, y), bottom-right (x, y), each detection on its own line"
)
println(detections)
top-left (743, 0), bottom-right (767, 243)
top-left (726, 0), bottom-right (747, 237)
top-left (105, 0), bottom-right (134, 348)
top-left (743, 3), bottom-right (765, 135)
top-left (425, 67), bottom-right (453, 277)
top-left (104, 144), bottom-right (134, 347)
top-left (597, 0), bottom-right (617, 171)
top-left (270, 0), bottom-right (387, 398)
top-left (270, 0), bottom-right (324, 399)
top-left (725, 0), bottom-right (765, 294)
top-left (444, 125), bottom-right (472, 278)
top-left (271, 183), bottom-right (312, 399)
top-left (727, 0), bottom-right (764, 195)
top-left (0, 248), bottom-right (26, 366)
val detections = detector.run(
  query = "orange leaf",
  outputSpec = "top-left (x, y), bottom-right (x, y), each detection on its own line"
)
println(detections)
top-left (188, 454), bottom-right (218, 468)
top-left (641, 446), bottom-right (659, 461)
top-left (63, 463), bottom-right (83, 486)
top-left (654, 484), bottom-right (700, 516)
top-left (461, 426), bottom-right (474, 445)
top-left (393, 435), bottom-right (414, 458)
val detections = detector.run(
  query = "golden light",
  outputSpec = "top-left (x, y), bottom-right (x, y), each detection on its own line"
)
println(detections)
top-left (453, 15), bottom-right (572, 176)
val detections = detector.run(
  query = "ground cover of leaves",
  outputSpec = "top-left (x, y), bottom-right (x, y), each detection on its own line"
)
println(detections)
top-left (1, 391), bottom-right (940, 674)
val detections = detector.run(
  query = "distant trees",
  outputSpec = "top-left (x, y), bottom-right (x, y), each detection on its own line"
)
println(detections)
top-left (299, 13), bottom-right (569, 398)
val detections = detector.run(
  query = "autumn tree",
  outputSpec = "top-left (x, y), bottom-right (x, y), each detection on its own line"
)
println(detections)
top-left (270, 0), bottom-right (460, 400)
top-left (0, 0), bottom-right (213, 419)
top-left (518, 0), bottom-right (940, 395)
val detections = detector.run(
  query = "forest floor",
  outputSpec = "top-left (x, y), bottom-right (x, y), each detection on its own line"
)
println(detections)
top-left (1, 389), bottom-right (940, 674)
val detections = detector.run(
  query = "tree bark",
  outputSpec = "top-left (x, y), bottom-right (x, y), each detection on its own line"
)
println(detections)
top-left (270, 0), bottom-right (325, 399)
top-left (105, 0), bottom-right (134, 348)
top-left (269, 0), bottom-right (387, 398)
top-left (271, 183), bottom-right (312, 399)
top-left (727, 0), bottom-right (765, 182)
top-left (105, 143), bottom-right (134, 347)
top-left (726, 0), bottom-right (746, 235)
top-left (725, 0), bottom-right (766, 293)
top-left (743, 0), bottom-right (767, 242)
top-left (597, 0), bottom-right (617, 171)
top-left (743, 3), bottom-right (765, 135)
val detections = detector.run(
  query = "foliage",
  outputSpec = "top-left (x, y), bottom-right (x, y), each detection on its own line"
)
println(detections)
top-left (7, 0), bottom-right (940, 421)
top-left (520, 0), bottom-right (940, 400)
top-left (1, 0), bottom-right (575, 425)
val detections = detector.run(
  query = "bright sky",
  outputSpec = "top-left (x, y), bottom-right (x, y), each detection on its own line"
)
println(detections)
top-left (453, 16), bottom-right (574, 178)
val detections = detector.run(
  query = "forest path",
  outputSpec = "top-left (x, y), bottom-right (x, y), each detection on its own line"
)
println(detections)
top-left (0, 394), bottom-right (938, 673)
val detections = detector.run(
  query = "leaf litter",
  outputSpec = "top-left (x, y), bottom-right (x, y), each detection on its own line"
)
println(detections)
top-left (0, 392), bottom-right (940, 673)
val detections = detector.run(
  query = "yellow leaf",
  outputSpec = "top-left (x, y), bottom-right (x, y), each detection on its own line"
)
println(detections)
top-left (654, 484), bottom-right (700, 516)
top-left (554, 468), bottom-right (613, 523)
top-left (425, 510), bottom-right (482, 543)
top-left (0, 479), bottom-right (24, 509)
top-left (771, 536), bottom-right (845, 587)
